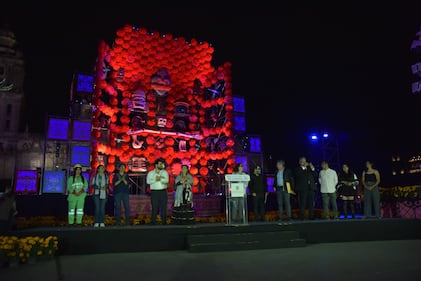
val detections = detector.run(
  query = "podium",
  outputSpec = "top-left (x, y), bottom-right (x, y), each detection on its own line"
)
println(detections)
top-left (225, 174), bottom-right (250, 225)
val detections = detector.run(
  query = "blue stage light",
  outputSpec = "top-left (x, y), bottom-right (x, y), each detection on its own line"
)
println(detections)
top-left (310, 134), bottom-right (318, 141)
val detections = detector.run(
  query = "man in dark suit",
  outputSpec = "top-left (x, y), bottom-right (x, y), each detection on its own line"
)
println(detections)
top-left (273, 160), bottom-right (295, 222)
top-left (294, 157), bottom-right (317, 220)
top-left (249, 165), bottom-right (268, 221)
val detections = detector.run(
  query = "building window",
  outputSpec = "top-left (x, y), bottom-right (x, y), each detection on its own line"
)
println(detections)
top-left (6, 104), bottom-right (12, 116)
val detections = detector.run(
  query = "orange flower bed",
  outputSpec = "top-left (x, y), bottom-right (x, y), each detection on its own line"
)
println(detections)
top-left (0, 235), bottom-right (58, 265)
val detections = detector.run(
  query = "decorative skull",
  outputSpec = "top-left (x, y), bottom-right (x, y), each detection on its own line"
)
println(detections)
top-left (131, 89), bottom-right (148, 112)
top-left (157, 116), bottom-right (167, 128)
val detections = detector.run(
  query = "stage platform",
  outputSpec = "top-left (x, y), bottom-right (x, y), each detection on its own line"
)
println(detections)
top-left (11, 218), bottom-right (421, 255)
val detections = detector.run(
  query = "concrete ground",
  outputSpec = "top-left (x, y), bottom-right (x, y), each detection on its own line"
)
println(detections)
top-left (1, 239), bottom-right (421, 281)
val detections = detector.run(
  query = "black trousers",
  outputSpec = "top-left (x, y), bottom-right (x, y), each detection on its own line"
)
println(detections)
top-left (253, 193), bottom-right (265, 220)
top-left (297, 189), bottom-right (315, 219)
top-left (151, 190), bottom-right (168, 224)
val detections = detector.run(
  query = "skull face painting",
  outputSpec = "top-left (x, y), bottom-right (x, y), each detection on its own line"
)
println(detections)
top-left (157, 116), bottom-right (167, 128)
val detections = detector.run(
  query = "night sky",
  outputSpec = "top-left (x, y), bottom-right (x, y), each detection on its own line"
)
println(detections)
top-left (4, 2), bottom-right (421, 176)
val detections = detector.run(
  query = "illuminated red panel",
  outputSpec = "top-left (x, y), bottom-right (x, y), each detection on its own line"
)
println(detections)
top-left (91, 25), bottom-right (235, 192)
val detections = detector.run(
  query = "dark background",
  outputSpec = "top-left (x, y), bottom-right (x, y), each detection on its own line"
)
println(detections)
top-left (3, 1), bottom-right (421, 181)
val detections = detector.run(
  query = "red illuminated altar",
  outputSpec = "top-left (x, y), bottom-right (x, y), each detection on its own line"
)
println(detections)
top-left (90, 25), bottom-right (235, 193)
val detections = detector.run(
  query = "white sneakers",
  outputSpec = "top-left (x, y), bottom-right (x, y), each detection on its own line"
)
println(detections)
top-left (100, 223), bottom-right (105, 227)
top-left (94, 223), bottom-right (99, 227)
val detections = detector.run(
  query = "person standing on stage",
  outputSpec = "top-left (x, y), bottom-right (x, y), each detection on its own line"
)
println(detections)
top-left (231, 163), bottom-right (249, 222)
top-left (147, 158), bottom-right (169, 225)
top-left (337, 163), bottom-right (359, 219)
top-left (174, 164), bottom-right (194, 209)
top-left (90, 164), bottom-right (109, 227)
top-left (172, 164), bottom-right (195, 225)
top-left (112, 163), bottom-right (131, 226)
top-left (294, 157), bottom-right (317, 220)
top-left (362, 160), bottom-right (381, 219)
top-left (67, 164), bottom-right (88, 226)
top-left (249, 165), bottom-right (267, 221)
top-left (318, 160), bottom-right (339, 220)
top-left (273, 160), bottom-right (294, 222)
top-left (338, 163), bottom-right (359, 219)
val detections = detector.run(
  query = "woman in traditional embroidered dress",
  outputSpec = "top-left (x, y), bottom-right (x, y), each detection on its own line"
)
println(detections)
top-left (172, 165), bottom-right (195, 224)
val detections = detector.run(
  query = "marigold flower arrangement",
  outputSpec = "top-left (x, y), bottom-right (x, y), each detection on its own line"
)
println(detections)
top-left (0, 235), bottom-right (59, 265)
top-left (380, 185), bottom-right (421, 201)
top-left (13, 209), bottom-right (328, 230)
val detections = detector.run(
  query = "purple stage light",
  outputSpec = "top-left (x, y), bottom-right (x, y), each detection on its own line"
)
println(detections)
top-left (249, 136), bottom-right (262, 153)
top-left (47, 118), bottom-right (69, 140)
top-left (14, 170), bottom-right (38, 193)
top-left (76, 74), bottom-right (94, 93)
top-left (73, 120), bottom-right (91, 141)
top-left (234, 115), bottom-right (246, 131)
top-left (42, 170), bottom-right (66, 193)
top-left (71, 145), bottom-right (91, 167)
top-left (233, 96), bottom-right (245, 113)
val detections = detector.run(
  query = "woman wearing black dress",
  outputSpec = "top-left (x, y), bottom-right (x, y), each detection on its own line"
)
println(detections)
top-left (337, 163), bottom-right (359, 219)
top-left (361, 160), bottom-right (381, 219)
